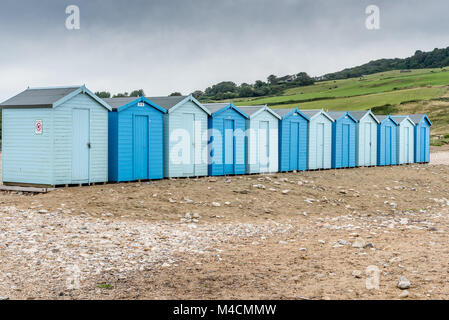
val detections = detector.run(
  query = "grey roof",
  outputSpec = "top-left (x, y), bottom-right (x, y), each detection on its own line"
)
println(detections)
top-left (376, 115), bottom-right (388, 122)
top-left (103, 97), bottom-right (139, 109)
top-left (237, 105), bottom-right (267, 116)
top-left (0, 86), bottom-right (81, 107)
top-left (146, 96), bottom-right (187, 110)
top-left (350, 111), bottom-right (369, 121)
top-left (301, 109), bottom-right (322, 118)
top-left (408, 114), bottom-right (426, 124)
top-left (273, 108), bottom-right (296, 118)
top-left (327, 111), bottom-right (346, 120)
top-left (391, 115), bottom-right (409, 124)
top-left (203, 103), bottom-right (231, 114)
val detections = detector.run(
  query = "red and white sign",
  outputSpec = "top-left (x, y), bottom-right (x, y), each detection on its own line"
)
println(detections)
top-left (35, 120), bottom-right (43, 134)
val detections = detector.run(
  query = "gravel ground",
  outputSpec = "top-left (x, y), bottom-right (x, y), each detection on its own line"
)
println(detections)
top-left (1, 149), bottom-right (449, 299)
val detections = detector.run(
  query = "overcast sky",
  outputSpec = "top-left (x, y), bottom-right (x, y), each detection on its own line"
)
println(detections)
top-left (0, 0), bottom-right (448, 100)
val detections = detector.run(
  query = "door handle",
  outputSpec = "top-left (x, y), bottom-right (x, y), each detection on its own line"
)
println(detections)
top-left (87, 142), bottom-right (91, 149)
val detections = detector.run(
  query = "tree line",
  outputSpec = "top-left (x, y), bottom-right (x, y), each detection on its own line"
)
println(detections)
top-left (95, 47), bottom-right (449, 101)
top-left (322, 47), bottom-right (449, 80)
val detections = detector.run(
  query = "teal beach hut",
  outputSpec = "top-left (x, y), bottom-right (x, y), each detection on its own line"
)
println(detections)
top-left (204, 102), bottom-right (248, 176)
top-left (376, 115), bottom-right (399, 166)
top-left (328, 111), bottom-right (357, 168)
top-left (408, 114), bottom-right (432, 163)
top-left (0, 86), bottom-right (111, 186)
top-left (105, 96), bottom-right (166, 182)
top-left (274, 108), bottom-right (309, 172)
top-left (147, 95), bottom-right (211, 178)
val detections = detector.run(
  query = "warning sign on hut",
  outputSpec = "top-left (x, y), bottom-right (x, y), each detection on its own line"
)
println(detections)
top-left (35, 120), bottom-right (43, 135)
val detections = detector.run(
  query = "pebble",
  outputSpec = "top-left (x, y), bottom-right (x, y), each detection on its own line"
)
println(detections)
top-left (282, 190), bottom-right (290, 195)
top-left (397, 276), bottom-right (411, 290)
top-left (211, 202), bottom-right (221, 207)
top-left (399, 290), bottom-right (410, 298)
top-left (352, 270), bottom-right (362, 278)
top-left (352, 238), bottom-right (366, 248)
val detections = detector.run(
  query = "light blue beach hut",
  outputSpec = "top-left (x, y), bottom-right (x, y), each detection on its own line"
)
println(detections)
top-left (274, 108), bottom-right (309, 172)
top-left (105, 96), bottom-right (166, 182)
top-left (376, 115), bottom-right (399, 166)
top-left (238, 105), bottom-right (281, 174)
top-left (147, 95), bottom-right (210, 178)
top-left (204, 102), bottom-right (248, 176)
top-left (301, 109), bottom-right (334, 170)
top-left (0, 85), bottom-right (111, 186)
top-left (328, 111), bottom-right (357, 168)
top-left (350, 110), bottom-right (379, 167)
top-left (408, 114), bottom-right (432, 163)
top-left (391, 116), bottom-right (415, 164)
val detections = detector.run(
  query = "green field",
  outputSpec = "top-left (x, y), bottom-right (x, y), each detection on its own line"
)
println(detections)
top-left (222, 68), bottom-right (449, 144)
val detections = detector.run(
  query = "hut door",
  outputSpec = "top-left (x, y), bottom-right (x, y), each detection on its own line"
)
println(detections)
top-left (316, 123), bottom-right (325, 168)
top-left (259, 121), bottom-right (270, 172)
top-left (72, 109), bottom-right (90, 183)
top-left (404, 126), bottom-right (410, 163)
top-left (342, 124), bottom-right (350, 167)
top-left (364, 122), bottom-right (372, 165)
top-left (385, 126), bottom-right (392, 165)
top-left (133, 115), bottom-right (149, 180)
top-left (224, 119), bottom-right (235, 175)
top-left (183, 113), bottom-right (195, 175)
top-left (420, 127), bottom-right (426, 162)
top-left (290, 122), bottom-right (299, 170)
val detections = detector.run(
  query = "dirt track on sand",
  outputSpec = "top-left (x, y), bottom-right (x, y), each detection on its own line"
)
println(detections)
top-left (1, 150), bottom-right (449, 299)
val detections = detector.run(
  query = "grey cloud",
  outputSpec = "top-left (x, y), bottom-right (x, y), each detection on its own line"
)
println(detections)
top-left (0, 0), bottom-right (448, 101)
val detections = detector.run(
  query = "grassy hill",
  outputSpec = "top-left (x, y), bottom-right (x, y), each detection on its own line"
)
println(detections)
top-left (215, 68), bottom-right (449, 145)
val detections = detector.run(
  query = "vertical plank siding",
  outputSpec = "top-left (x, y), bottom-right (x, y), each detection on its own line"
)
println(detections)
top-left (109, 102), bottom-right (164, 182)
top-left (308, 113), bottom-right (332, 170)
top-left (396, 119), bottom-right (415, 164)
top-left (54, 93), bottom-right (108, 184)
top-left (2, 108), bottom-right (54, 185)
top-left (165, 101), bottom-right (208, 178)
top-left (278, 112), bottom-right (309, 172)
top-left (246, 111), bottom-right (279, 174)
top-left (356, 115), bottom-right (378, 167)
top-left (331, 114), bottom-right (357, 168)
top-left (414, 117), bottom-right (431, 163)
top-left (208, 108), bottom-right (246, 176)
top-left (377, 117), bottom-right (398, 166)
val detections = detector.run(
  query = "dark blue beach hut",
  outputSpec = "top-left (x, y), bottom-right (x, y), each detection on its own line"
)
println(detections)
top-left (328, 111), bottom-right (357, 168)
top-left (376, 115), bottom-right (399, 166)
top-left (274, 107), bottom-right (309, 172)
top-left (204, 102), bottom-right (248, 176)
top-left (408, 114), bottom-right (432, 163)
top-left (105, 96), bottom-right (166, 182)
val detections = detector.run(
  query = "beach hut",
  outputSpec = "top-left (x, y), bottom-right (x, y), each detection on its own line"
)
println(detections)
top-left (204, 102), bottom-right (248, 176)
top-left (328, 111), bottom-right (357, 168)
top-left (274, 107), bottom-right (309, 172)
top-left (0, 85), bottom-right (111, 186)
top-left (104, 96), bottom-right (166, 182)
top-left (408, 114), bottom-right (432, 163)
top-left (350, 110), bottom-right (379, 167)
top-left (376, 115), bottom-right (399, 166)
top-left (391, 116), bottom-right (415, 164)
top-left (238, 105), bottom-right (281, 174)
top-left (301, 110), bottom-right (334, 170)
top-left (147, 95), bottom-right (210, 178)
